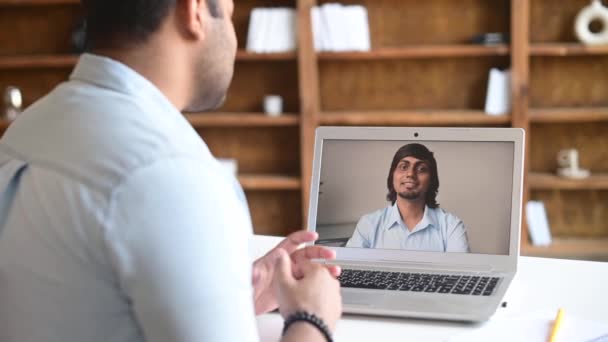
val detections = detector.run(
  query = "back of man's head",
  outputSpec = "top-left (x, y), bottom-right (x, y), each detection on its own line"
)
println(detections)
top-left (81, 0), bottom-right (221, 49)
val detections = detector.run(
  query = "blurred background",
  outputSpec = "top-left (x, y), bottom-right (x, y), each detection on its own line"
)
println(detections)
top-left (1, 0), bottom-right (607, 261)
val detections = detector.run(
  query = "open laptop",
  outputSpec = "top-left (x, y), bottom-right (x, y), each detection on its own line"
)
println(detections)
top-left (307, 127), bottom-right (524, 322)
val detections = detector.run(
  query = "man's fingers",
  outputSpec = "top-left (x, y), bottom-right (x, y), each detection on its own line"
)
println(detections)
top-left (328, 265), bottom-right (341, 278)
top-left (292, 245), bottom-right (336, 262)
top-left (274, 249), bottom-right (294, 285)
top-left (276, 230), bottom-right (318, 253)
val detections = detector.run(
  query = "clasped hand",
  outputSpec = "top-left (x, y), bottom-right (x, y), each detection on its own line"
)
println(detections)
top-left (251, 231), bottom-right (341, 315)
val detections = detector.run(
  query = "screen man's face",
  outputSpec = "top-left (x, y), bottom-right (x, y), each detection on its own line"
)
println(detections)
top-left (392, 156), bottom-right (431, 202)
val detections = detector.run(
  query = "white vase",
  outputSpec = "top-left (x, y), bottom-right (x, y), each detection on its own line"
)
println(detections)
top-left (575, 0), bottom-right (608, 46)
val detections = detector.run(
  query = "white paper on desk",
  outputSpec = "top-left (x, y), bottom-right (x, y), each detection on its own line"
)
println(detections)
top-left (449, 311), bottom-right (608, 342)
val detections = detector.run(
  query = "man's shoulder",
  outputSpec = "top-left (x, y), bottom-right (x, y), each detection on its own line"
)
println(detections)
top-left (428, 207), bottom-right (463, 227)
top-left (1, 81), bottom-right (210, 192)
top-left (359, 205), bottom-right (392, 224)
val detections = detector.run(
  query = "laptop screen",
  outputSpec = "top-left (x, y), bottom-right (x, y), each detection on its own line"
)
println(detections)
top-left (314, 139), bottom-right (514, 256)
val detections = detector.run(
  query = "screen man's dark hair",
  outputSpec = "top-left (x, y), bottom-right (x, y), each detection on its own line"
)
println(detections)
top-left (81, 0), bottom-right (221, 49)
top-left (386, 143), bottom-right (440, 208)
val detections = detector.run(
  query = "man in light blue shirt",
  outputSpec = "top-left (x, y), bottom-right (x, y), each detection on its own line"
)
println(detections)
top-left (346, 143), bottom-right (470, 252)
top-left (0, 1), bottom-right (342, 341)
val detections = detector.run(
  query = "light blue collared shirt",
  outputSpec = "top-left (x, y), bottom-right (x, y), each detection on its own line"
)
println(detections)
top-left (346, 203), bottom-right (470, 252)
top-left (0, 54), bottom-right (259, 342)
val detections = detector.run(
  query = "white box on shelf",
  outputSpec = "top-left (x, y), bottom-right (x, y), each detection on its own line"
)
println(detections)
top-left (525, 201), bottom-right (552, 247)
top-left (484, 68), bottom-right (511, 116)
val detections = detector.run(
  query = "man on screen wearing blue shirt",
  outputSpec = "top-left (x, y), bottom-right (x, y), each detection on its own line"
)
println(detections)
top-left (346, 143), bottom-right (471, 252)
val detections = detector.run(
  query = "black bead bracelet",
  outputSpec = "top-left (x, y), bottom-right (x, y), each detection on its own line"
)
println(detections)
top-left (282, 311), bottom-right (333, 342)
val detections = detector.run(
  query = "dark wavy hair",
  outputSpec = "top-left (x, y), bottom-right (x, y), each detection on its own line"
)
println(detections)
top-left (81, 0), bottom-right (221, 48)
top-left (386, 143), bottom-right (440, 208)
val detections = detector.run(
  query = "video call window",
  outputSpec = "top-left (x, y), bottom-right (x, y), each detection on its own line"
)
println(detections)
top-left (314, 140), bottom-right (514, 255)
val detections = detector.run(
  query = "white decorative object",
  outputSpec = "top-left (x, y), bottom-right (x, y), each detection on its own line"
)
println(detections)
top-left (263, 95), bottom-right (283, 117)
top-left (484, 68), bottom-right (511, 116)
top-left (3, 86), bottom-right (22, 121)
top-left (575, 0), bottom-right (608, 46)
top-left (557, 148), bottom-right (590, 179)
top-left (525, 201), bottom-right (552, 246)
top-left (217, 158), bottom-right (238, 175)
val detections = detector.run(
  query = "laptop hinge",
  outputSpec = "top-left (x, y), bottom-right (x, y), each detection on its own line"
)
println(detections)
top-left (323, 259), bottom-right (495, 273)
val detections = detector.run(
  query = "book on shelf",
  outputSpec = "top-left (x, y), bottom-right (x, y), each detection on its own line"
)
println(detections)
top-left (246, 7), bottom-right (297, 53)
top-left (311, 3), bottom-right (371, 52)
top-left (525, 201), bottom-right (553, 247)
top-left (484, 68), bottom-right (511, 116)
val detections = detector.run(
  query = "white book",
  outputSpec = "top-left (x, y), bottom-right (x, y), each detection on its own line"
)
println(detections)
top-left (334, 4), bottom-right (350, 51)
top-left (342, 6), bottom-right (357, 51)
top-left (322, 3), bottom-right (341, 51)
top-left (311, 6), bottom-right (323, 51)
top-left (246, 8), bottom-right (263, 52)
top-left (273, 8), bottom-right (286, 52)
top-left (525, 201), bottom-right (552, 246)
top-left (353, 5), bottom-right (371, 51)
top-left (287, 8), bottom-right (297, 51)
top-left (264, 8), bottom-right (279, 53)
top-left (279, 8), bottom-right (296, 52)
top-left (254, 8), bottom-right (269, 53)
top-left (319, 5), bottom-right (332, 51)
top-left (484, 68), bottom-right (511, 116)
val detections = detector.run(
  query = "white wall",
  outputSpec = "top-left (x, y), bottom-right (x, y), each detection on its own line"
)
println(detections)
top-left (315, 140), bottom-right (514, 255)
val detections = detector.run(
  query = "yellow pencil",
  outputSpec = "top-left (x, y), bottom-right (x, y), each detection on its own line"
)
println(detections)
top-left (548, 308), bottom-right (565, 342)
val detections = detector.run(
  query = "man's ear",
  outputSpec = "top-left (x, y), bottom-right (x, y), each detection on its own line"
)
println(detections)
top-left (180, 0), bottom-right (207, 40)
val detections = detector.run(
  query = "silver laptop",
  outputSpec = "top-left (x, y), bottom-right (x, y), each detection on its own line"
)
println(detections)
top-left (307, 127), bottom-right (524, 322)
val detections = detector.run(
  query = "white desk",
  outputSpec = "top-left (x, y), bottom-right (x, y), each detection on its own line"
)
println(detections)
top-left (251, 235), bottom-right (608, 341)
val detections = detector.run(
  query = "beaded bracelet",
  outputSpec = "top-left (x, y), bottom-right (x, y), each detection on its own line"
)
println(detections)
top-left (282, 311), bottom-right (333, 342)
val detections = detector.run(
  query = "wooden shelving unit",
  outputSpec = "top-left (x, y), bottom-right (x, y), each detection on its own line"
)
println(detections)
top-left (529, 107), bottom-right (608, 123)
top-left (529, 173), bottom-right (608, 190)
top-left (185, 113), bottom-right (299, 127)
top-left (320, 110), bottom-right (510, 126)
top-left (522, 238), bottom-right (608, 259)
top-left (0, 54), bottom-right (78, 69)
top-left (525, 0), bottom-right (608, 260)
top-left (318, 45), bottom-right (509, 60)
top-left (1, 0), bottom-right (607, 256)
top-left (531, 43), bottom-right (608, 56)
top-left (0, 119), bottom-right (10, 130)
top-left (236, 50), bottom-right (297, 61)
top-left (0, 0), bottom-right (78, 6)
top-left (238, 174), bottom-right (301, 191)
top-left (0, 51), bottom-right (294, 70)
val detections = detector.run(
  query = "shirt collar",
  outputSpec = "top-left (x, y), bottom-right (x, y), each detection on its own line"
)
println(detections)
top-left (70, 53), bottom-right (178, 115)
top-left (384, 202), bottom-right (438, 232)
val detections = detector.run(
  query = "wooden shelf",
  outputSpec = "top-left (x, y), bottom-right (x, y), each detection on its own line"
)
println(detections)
top-left (319, 110), bottom-right (511, 126)
top-left (185, 113), bottom-right (299, 127)
top-left (0, 51), bottom-right (294, 69)
top-left (0, 0), bottom-right (79, 6)
top-left (529, 107), bottom-right (608, 123)
top-left (318, 45), bottom-right (509, 60)
top-left (0, 54), bottom-right (78, 69)
top-left (531, 43), bottom-right (608, 56)
top-left (236, 50), bottom-right (297, 61)
top-left (522, 238), bottom-right (608, 258)
top-left (0, 120), bottom-right (10, 130)
top-left (238, 174), bottom-right (301, 190)
top-left (529, 173), bottom-right (608, 190)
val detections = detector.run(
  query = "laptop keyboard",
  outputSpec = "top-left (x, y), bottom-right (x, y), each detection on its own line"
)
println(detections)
top-left (338, 269), bottom-right (500, 296)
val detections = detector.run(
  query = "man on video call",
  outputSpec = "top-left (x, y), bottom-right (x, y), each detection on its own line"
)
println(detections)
top-left (346, 143), bottom-right (471, 252)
